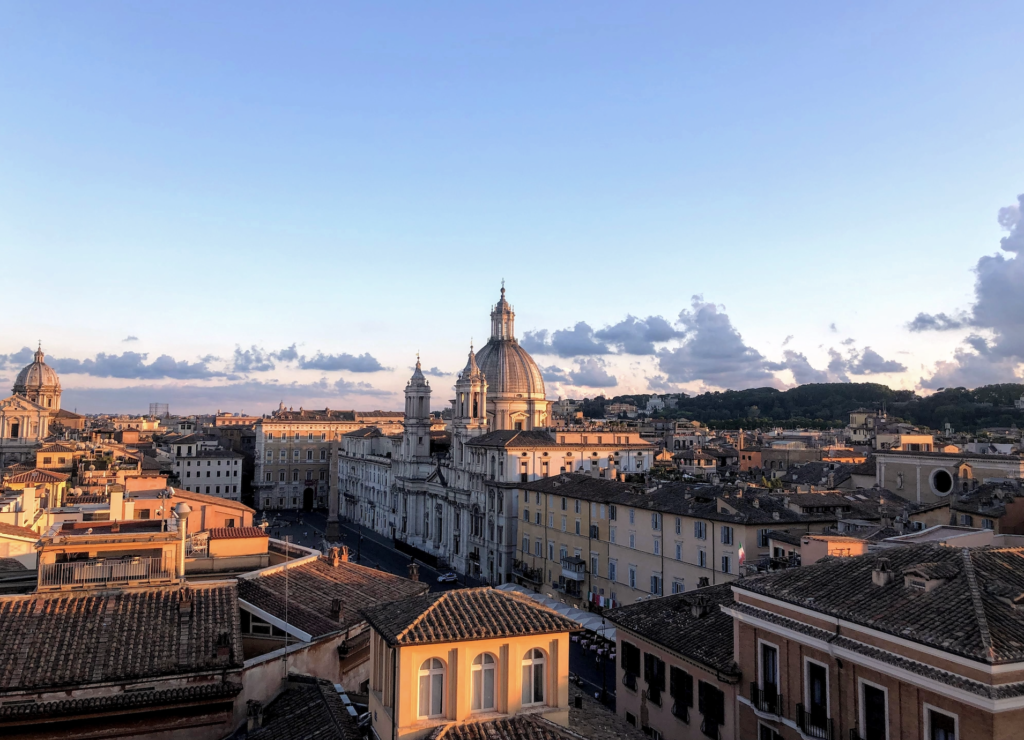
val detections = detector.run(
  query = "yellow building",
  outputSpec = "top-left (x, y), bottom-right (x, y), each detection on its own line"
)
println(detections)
top-left (361, 587), bottom-right (580, 740)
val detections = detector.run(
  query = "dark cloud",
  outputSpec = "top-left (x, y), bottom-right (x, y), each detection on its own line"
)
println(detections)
top-left (841, 338), bottom-right (855, 346)
top-left (569, 359), bottom-right (618, 388)
top-left (49, 351), bottom-right (227, 380)
top-left (646, 374), bottom-right (685, 392)
top-left (0, 347), bottom-right (35, 368)
top-left (421, 366), bottom-right (452, 377)
top-left (541, 365), bottom-right (572, 384)
top-left (593, 315), bottom-right (685, 355)
top-left (827, 349), bottom-right (851, 383)
top-left (61, 377), bottom-right (394, 415)
top-left (848, 347), bottom-right (907, 374)
top-left (298, 352), bottom-right (387, 373)
top-left (656, 297), bottom-right (780, 389)
top-left (829, 323), bottom-right (838, 333)
top-left (918, 194), bottom-right (1024, 388)
top-left (122, 336), bottom-right (138, 342)
top-left (780, 350), bottom-right (828, 384)
top-left (275, 344), bottom-right (300, 362)
top-left (908, 312), bottom-right (965, 332)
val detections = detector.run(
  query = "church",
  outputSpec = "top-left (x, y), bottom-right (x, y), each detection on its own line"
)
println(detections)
top-left (339, 286), bottom-right (655, 585)
top-left (0, 346), bottom-right (63, 467)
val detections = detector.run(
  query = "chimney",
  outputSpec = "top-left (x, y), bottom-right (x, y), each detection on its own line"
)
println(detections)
top-left (246, 700), bottom-right (265, 731)
top-left (573, 694), bottom-right (584, 709)
top-left (340, 545), bottom-right (349, 562)
top-left (408, 560), bottom-right (420, 581)
top-left (697, 576), bottom-right (710, 588)
top-left (328, 546), bottom-right (342, 567)
top-left (690, 594), bottom-right (712, 618)
top-left (872, 558), bottom-right (894, 587)
top-left (110, 521), bottom-right (120, 533)
top-left (330, 598), bottom-right (342, 619)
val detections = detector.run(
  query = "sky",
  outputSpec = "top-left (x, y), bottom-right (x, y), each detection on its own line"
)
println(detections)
top-left (2, 2), bottom-right (1024, 414)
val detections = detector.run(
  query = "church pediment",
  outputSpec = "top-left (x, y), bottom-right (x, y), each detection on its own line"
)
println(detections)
top-left (0, 394), bottom-right (47, 412)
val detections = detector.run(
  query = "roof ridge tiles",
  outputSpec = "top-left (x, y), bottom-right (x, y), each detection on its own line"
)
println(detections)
top-left (962, 548), bottom-right (995, 660)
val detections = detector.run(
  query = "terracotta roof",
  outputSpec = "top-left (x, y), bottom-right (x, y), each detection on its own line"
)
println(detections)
top-left (520, 474), bottom-right (632, 503)
top-left (5, 469), bottom-right (69, 484)
top-left (362, 587), bottom-right (581, 647)
top-left (735, 544), bottom-right (1024, 664)
top-left (208, 526), bottom-right (267, 540)
top-left (0, 523), bottom-right (38, 540)
top-left (37, 443), bottom-right (76, 454)
top-left (158, 487), bottom-right (255, 512)
top-left (0, 583), bottom-right (243, 690)
top-left (238, 557), bottom-right (428, 638)
top-left (605, 584), bottom-right (739, 676)
top-left (0, 681), bottom-right (240, 721)
top-left (248, 674), bottom-right (361, 740)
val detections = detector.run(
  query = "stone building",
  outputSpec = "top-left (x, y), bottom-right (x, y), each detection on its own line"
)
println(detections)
top-left (1, 346), bottom-right (62, 466)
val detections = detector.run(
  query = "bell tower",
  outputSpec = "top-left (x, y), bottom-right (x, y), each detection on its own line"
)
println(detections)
top-left (402, 355), bottom-right (433, 463)
top-left (452, 344), bottom-right (488, 439)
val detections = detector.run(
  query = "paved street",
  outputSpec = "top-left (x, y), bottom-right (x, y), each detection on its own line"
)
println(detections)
top-left (261, 509), bottom-right (616, 705)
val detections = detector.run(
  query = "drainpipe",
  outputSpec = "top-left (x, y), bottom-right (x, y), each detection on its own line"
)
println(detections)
top-left (391, 646), bottom-right (398, 740)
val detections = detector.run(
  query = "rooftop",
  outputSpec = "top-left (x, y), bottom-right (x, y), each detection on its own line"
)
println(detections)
top-left (734, 544), bottom-right (1024, 664)
top-left (247, 674), bottom-right (361, 740)
top-left (0, 582), bottom-right (243, 691)
top-left (238, 555), bottom-right (428, 639)
top-left (4, 469), bottom-right (70, 485)
top-left (604, 583), bottom-right (738, 677)
top-left (208, 526), bottom-right (267, 540)
top-left (361, 587), bottom-right (580, 647)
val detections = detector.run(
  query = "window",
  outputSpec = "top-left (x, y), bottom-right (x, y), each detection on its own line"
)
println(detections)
top-left (926, 705), bottom-right (957, 740)
top-left (694, 521), bottom-right (706, 540)
top-left (536, 512), bottom-right (542, 525)
top-left (549, 542), bottom-right (554, 560)
top-left (609, 505), bottom-right (617, 521)
top-left (561, 516), bottom-right (567, 532)
top-left (721, 526), bottom-right (733, 545)
top-left (610, 526), bottom-right (616, 544)
top-left (650, 574), bottom-right (662, 595)
top-left (983, 518), bottom-right (995, 530)
top-left (629, 532), bottom-right (636, 549)
top-left (959, 514), bottom-right (973, 527)
top-left (621, 641), bottom-right (641, 691)
top-left (721, 555), bottom-right (730, 574)
top-left (675, 543), bottom-right (682, 560)
top-left (804, 660), bottom-right (829, 734)
top-left (524, 509), bottom-right (530, 522)
top-left (629, 566), bottom-right (636, 588)
top-left (671, 580), bottom-right (684, 594)
top-left (523, 535), bottom-right (530, 553)
top-left (575, 519), bottom-right (581, 535)
top-left (698, 681), bottom-right (725, 738)
top-left (574, 500), bottom-right (580, 514)
top-left (548, 513), bottom-right (554, 528)
top-left (757, 641), bottom-right (780, 715)
top-left (675, 517), bottom-right (681, 535)
top-left (590, 552), bottom-right (599, 576)
top-left (471, 654), bottom-right (496, 712)
top-left (652, 512), bottom-right (660, 530)
top-left (860, 680), bottom-right (887, 740)
top-left (534, 540), bottom-right (542, 557)
top-left (670, 666), bottom-right (693, 721)
top-left (758, 528), bottom-right (769, 547)
top-left (608, 560), bottom-right (617, 582)
top-left (521, 649), bottom-right (546, 706)
top-left (759, 726), bottom-right (784, 740)
top-left (320, 449), bottom-right (327, 461)
top-left (654, 538), bottom-right (660, 555)
top-left (698, 550), bottom-right (707, 568)
top-left (643, 653), bottom-right (666, 705)
top-left (561, 497), bottom-right (567, 511)
top-left (590, 524), bottom-right (599, 539)
top-left (418, 658), bottom-right (445, 718)
top-left (629, 509), bottom-right (635, 524)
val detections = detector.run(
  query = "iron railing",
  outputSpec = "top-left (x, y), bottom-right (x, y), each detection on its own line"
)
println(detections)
top-left (796, 704), bottom-right (833, 739)
top-left (39, 558), bottom-right (172, 589)
top-left (750, 682), bottom-right (783, 716)
top-left (186, 532), bottom-right (209, 556)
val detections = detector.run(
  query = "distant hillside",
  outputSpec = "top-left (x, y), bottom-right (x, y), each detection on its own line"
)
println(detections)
top-left (582, 383), bottom-right (1024, 432)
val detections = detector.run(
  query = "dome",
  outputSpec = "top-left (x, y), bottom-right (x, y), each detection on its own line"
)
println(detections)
top-left (14, 346), bottom-right (60, 393)
top-left (474, 339), bottom-right (545, 397)
top-left (474, 285), bottom-right (545, 398)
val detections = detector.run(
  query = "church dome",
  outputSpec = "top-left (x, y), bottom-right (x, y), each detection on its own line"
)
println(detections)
top-left (14, 346), bottom-right (60, 393)
top-left (474, 285), bottom-right (546, 398)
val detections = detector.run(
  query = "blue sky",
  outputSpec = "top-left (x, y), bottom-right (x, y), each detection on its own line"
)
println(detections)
top-left (2, 2), bottom-right (1024, 413)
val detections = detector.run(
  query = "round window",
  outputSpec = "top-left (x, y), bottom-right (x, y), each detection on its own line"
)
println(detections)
top-left (931, 469), bottom-right (954, 496)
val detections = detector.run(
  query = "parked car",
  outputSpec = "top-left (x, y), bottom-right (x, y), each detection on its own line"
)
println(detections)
top-left (437, 572), bottom-right (458, 583)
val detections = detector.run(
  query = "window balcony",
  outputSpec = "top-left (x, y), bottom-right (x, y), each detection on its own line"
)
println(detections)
top-left (39, 557), bottom-right (173, 590)
top-left (750, 682), bottom-right (783, 716)
top-left (796, 704), bottom-right (833, 740)
top-left (560, 556), bottom-right (586, 581)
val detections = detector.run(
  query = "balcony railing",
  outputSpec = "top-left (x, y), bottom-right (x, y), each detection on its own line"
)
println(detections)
top-left (186, 532), bottom-right (209, 556)
top-left (39, 557), bottom-right (172, 589)
top-left (796, 704), bottom-right (833, 740)
top-left (750, 682), bottom-right (783, 716)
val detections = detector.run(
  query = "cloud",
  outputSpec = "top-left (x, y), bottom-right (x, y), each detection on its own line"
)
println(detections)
top-left (275, 344), bottom-right (300, 362)
top-left (829, 323), bottom-right (838, 333)
top-left (656, 297), bottom-right (780, 389)
top-left (848, 347), bottom-right (907, 374)
top-left (593, 315), bottom-right (685, 355)
top-left (49, 351), bottom-right (227, 380)
top-left (917, 194), bottom-right (1024, 387)
top-left (521, 323), bottom-right (610, 357)
top-left (0, 347), bottom-right (35, 368)
top-left (780, 350), bottom-right (828, 384)
top-left (908, 312), bottom-right (965, 332)
top-left (421, 366), bottom-right (452, 377)
top-left (541, 365), bottom-right (572, 384)
top-left (61, 377), bottom-right (394, 415)
top-left (827, 349), bottom-right (851, 382)
top-left (782, 335), bottom-right (793, 347)
top-left (299, 352), bottom-right (387, 373)
top-left (122, 336), bottom-right (138, 342)
top-left (569, 359), bottom-right (618, 388)
top-left (233, 345), bottom-right (277, 373)
top-left (646, 374), bottom-right (686, 392)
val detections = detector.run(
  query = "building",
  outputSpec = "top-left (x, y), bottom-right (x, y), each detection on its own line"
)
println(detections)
top-left (606, 583), bottom-right (739, 739)
top-left (875, 449), bottom-right (1024, 504)
top-left (254, 406), bottom-right (404, 523)
top-left (338, 427), bottom-right (399, 534)
top-left (729, 543), bottom-right (1024, 740)
top-left (360, 587), bottom-right (581, 740)
top-left (173, 447), bottom-right (244, 499)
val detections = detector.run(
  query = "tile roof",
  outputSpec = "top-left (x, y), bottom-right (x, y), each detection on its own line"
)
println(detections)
top-left (5, 469), bottom-right (69, 484)
top-left (160, 487), bottom-right (255, 512)
top-left (0, 523), bottom-right (38, 540)
top-left (465, 431), bottom-right (559, 448)
top-left (238, 556), bottom-right (428, 638)
top-left (248, 674), bottom-right (361, 740)
top-left (343, 427), bottom-right (384, 438)
top-left (362, 587), bottom-right (581, 646)
top-left (37, 443), bottom-right (76, 454)
top-left (604, 584), bottom-right (739, 676)
top-left (208, 526), bottom-right (267, 540)
top-left (0, 681), bottom-right (241, 721)
top-left (0, 583), bottom-right (243, 690)
top-left (520, 474), bottom-right (633, 503)
top-left (0, 559), bottom-right (27, 572)
top-left (734, 544), bottom-right (1024, 664)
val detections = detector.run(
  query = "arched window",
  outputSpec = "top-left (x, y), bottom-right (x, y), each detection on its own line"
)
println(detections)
top-left (471, 653), bottom-right (496, 711)
top-left (522, 649), bottom-right (546, 706)
top-left (418, 658), bottom-right (445, 718)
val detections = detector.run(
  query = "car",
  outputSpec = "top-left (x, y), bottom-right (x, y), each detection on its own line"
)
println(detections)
top-left (437, 572), bottom-right (458, 583)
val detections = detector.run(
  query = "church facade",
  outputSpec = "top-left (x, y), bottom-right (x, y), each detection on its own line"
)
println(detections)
top-left (1, 346), bottom-right (62, 467)
top-left (340, 287), bottom-right (655, 585)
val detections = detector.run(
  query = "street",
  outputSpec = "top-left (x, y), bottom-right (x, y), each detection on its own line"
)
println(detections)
top-left (262, 509), bottom-right (616, 706)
